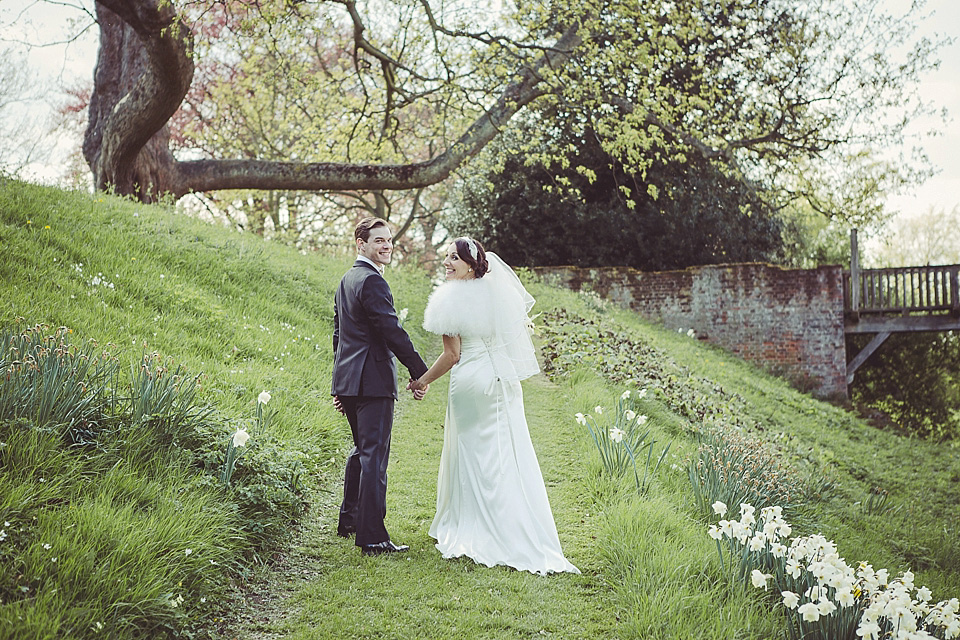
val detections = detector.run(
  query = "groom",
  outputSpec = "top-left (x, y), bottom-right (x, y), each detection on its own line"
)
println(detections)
top-left (332, 217), bottom-right (429, 556)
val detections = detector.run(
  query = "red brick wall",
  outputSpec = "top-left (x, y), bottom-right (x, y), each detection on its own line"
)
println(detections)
top-left (537, 263), bottom-right (847, 398)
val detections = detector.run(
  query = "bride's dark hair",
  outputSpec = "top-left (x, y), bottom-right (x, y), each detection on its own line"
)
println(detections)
top-left (454, 237), bottom-right (489, 278)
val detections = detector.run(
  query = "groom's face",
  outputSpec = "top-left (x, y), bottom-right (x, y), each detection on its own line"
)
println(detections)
top-left (358, 225), bottom-right (393, 266)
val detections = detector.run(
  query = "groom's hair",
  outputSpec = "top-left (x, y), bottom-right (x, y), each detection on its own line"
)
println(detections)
top-left (355, 217), bottom-right (389, 243)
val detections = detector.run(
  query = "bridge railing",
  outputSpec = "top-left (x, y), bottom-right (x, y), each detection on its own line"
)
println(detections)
top-left (843, 265), bottom-right (960, 315)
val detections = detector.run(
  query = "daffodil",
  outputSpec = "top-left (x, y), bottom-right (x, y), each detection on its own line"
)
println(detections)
top-left (609, 427), bottom-right (625, 443)
top-left (781, 591), bottom-right (800, 609)
top-left (258, 390), bottom-right (271, 405)
top-left (786, 558), bottom-right (802, 579)
top-left (712, 501), bottom-right (727, 516)
top-left (836, 589), bottom-right (855, 607)
top-left (594, 405), bottom-right (603, 414)
top-left (751, 570), bottom-right (771, 589)
top-left (232, 428), bottom-right (250, 448)
top-left (624, 409), bottom-right (636, 421)
top-left (798, 602), bottom-right (821, 622)
top-left (574, 412), bottom-right (587, 426)
top-left (857, 619), bottom-right (881, 639)
top-left (621, 390), bottom-right (631, 400)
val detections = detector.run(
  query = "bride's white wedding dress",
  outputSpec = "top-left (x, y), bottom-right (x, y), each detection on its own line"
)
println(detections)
top-left (422, 257), bottom-right (579, 576)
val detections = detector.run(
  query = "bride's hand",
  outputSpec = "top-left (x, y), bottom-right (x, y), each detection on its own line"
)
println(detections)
top-left (407, 378), bottom-right (428, 398)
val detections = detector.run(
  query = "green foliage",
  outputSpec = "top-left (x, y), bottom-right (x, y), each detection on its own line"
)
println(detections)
top-left (539, 307), bottom-right (759, 436)
top-left (579, 391), bottom-right (670, 495)
top-left (855, 486), bottom-right (900, 517)
top-left (0, 180), bottom-right (339, 637)
top-left (450, 120), bottom-right (785, 270)
top-left (126, 352), bottom-right (212, 444)
top-left (850, 332), bottom-right (960, 441)
top-left (0, 420), bottom-right (241, 639)
top-left (689, 428), bottom-right (807, 519)
top-left (597, 497), bottom-right (783, 639)
top-left (0, 324), bottom-right (117, 443)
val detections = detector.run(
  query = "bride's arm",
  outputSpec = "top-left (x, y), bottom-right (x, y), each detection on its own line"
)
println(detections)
top-left (414, 334), bottom-right (461, 388)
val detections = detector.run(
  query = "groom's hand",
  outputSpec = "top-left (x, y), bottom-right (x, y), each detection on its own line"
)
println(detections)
top-left (413, 383), bottom-right (428, 401)
top-left (333, 395), bottom-right (345, 414)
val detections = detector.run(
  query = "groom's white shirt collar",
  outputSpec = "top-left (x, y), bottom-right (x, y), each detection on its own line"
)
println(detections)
top-left (357, 255), bottom-right (384, 275)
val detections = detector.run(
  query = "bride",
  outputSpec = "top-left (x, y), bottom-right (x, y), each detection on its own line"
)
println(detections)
top-left (407, 237), bottom-right (579, 575)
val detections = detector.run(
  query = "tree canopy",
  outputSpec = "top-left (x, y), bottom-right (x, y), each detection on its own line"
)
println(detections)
top-left (78, 0), bottom-right (942, 223)
top-left (449, 114), bottom-right (785, 270)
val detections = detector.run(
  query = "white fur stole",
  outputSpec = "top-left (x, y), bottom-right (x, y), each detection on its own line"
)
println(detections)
top-left (422, 278), bottom-right (495, 337)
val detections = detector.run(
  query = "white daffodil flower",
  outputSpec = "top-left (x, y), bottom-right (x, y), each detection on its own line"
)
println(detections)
top-left (258, 390), bottom-right (272, 405)
top-left (836, 589), bottom-right (855, 607)
top-left (609, 428), bottom-right (625, 443)
top-left (817, 600), bottom-right (838, 616)
top-left (751, 570), bottom-right (771, 590)
top-left (232, 428), bottom-right (250, 448)
top-left (798, 602), bottom-right (821, 622)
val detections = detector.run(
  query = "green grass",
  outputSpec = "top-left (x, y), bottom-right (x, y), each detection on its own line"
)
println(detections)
top-left (1, 177), bottom-right (958, 639)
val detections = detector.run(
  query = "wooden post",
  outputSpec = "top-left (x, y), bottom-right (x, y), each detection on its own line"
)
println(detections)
top-left (850, 228), bottom-right (860, 322)
top-left (951, 267), bottom-right (960, 316)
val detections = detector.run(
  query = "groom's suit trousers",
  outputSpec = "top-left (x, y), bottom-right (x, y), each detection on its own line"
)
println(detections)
top-left (338, 395), bottom-right (395, 546)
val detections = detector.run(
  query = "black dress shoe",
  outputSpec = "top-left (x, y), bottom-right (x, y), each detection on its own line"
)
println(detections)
top-left (361, 540), bottom-right (409, 556)
top-left (337, 526), bottom-right (356, 538)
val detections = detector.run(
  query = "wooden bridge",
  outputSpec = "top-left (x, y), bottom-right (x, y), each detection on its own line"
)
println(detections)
top-left (844, 230), bottom-right (960, 383)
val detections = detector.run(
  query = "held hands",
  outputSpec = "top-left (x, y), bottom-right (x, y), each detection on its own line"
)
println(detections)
top-left (407, 378), bottom-right (429, 400)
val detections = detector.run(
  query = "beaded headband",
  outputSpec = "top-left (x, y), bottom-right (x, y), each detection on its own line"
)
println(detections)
top-left (459, 237), bottom-right (479, 260)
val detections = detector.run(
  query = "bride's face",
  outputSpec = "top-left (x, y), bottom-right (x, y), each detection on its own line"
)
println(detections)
top-left (442, 244), bottom-right (473, 280)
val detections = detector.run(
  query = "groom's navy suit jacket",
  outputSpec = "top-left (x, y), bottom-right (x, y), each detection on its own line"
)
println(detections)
top-left (332, 260), bottom-right (428, 398)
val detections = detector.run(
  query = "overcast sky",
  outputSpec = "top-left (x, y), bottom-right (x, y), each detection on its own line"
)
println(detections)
top-left (1, 0), bottom-right (957, 222)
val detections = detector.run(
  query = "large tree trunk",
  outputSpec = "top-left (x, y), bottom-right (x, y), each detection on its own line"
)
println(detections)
top-left (84, 0), bottom-right (580, 202)
top-left (84, 0), bottom-right (193, 202)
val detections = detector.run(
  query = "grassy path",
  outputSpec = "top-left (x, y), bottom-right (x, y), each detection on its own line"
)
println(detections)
top-left (228, 371), bottom-right (619, 639)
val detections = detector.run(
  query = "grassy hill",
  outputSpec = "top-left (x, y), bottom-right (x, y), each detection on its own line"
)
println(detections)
top-left (1, 177), bottom-right (957, 639)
